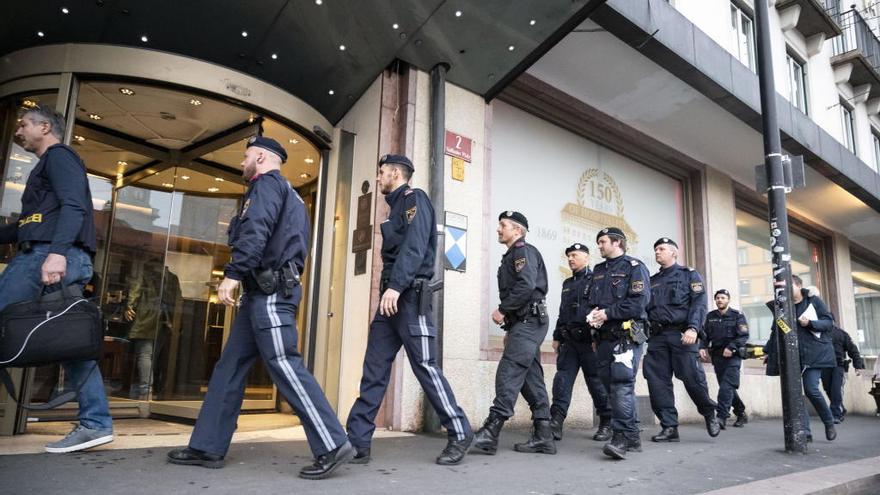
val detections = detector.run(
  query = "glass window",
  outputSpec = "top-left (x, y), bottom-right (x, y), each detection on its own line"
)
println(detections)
top-left (872, 130), bottom-right (880, 172)
top-left (840, 101), bottom-right (856, 153)
top-left (736, 209), bottom-right (823, 344)
top-left (852, 259), bottom-right (880, 356)
top-left (730, 3), bottom-right (756, 71)
top-left (786, 50), bottom-right (808, 114)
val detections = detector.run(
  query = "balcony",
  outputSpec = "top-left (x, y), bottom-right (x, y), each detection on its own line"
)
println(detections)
top-left (775, 0), bottom-right (842, 44)
top-left (831, 8), bottom-right (880, 103)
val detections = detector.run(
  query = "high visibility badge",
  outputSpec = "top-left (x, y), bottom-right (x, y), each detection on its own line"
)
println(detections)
top-left (631, 280), bottom-right (644, 293)
top-left (514, 258), bottom-right (526, 272)
top-left (406, 206), bottom-right (417, 223)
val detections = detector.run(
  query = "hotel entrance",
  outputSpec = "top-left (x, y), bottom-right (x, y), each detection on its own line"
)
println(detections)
top-left (0, 79), bottom-right (323, 426)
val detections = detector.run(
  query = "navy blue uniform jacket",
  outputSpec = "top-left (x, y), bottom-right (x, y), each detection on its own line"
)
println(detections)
top-left (380, 184), bottom-right (435, 292)
top-left (553, 267), bottom-right (592, 341)
top-left (585, 254), bottom-right (651, 325)
top-left (647, 264), bottom-right (707, 330)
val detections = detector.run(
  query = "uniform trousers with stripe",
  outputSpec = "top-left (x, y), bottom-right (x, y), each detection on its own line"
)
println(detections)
top-left (346, 288), bottom-right (471, 449)
top-left (189, 290), bottom-right (347, 457)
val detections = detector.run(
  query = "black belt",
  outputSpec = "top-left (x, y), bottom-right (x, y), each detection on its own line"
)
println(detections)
top-left (652, 322), bottom-right (687, 333)
top-left (241, 271), bottom-right (282, 293)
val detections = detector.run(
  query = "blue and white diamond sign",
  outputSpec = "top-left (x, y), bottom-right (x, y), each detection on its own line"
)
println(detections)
top-left (444, 211), bottom-right (467, 272)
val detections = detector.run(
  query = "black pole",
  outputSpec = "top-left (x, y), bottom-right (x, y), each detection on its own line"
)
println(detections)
top-left (754, 0), bottom-right (808, 453)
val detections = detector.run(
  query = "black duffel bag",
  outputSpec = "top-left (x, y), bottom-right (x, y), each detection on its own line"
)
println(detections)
top-left (0, 285), bottom-right (104, 409)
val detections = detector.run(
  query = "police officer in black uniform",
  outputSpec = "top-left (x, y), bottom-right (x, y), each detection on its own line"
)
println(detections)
top-left (644, 237), bottom-right (721, 442)
top-left (473, 211), bottom-right (555, 455)
top-left (699, 289), bottom-right (749, 429)
top-left (585, 227), bottom-right (651, 460)
top-left (549, 243), bottom-right (612, 442)
top-left (168, 136), bottom-right (354, 480)
top-left (346, 154), bottom-right (472, 466)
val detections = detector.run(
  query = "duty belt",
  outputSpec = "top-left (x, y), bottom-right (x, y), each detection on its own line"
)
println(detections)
top-left (651, 322), bottom-right (687, 333)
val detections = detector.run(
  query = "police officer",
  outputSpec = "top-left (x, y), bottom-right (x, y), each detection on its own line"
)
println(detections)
top-left (585, 227), bottom-right (651, 460)
top-left (644, 237), bottom-right (721, 442)
top-left (823, 325), bottom-right (865, 423)
top-left (699, 289), bottom-right (749, 429)
top-left (168, 136), bottom-right (353, 480)
top-left (549, 243), bottom-right (612, 442)
top-left (3, 105), bottom-right (111, 454)
top-left (346, 154), bottom-right (472, 466)
top-left (473, 211), bottom-right (555, 455)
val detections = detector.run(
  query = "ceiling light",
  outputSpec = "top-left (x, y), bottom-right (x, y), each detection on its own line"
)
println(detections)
top-left (241, 31), bottom-right (248, 37)
top-left (22, 99), bottom-right (37, 108)
top-left (315, 0), bottom-right (322, 4)
top-left (271, 53), bottom-right (278, 60)
top-left (189, 98), bottom-right (202, 106)
top-left (328, 90), bottom-right (335, 95)
top-left (214, 177), bottom-right (224, 182)
top-left (37, 31), bottom-right (45, 37)
top-left (339, 45), bottom-right (346, 51)
top-left (530, 20), bottom-right (537, 26)
top-left (248, 115), bottom-right (255, 123)
top-left (289, 138), bottom-right (299, 144)
top-left (207, 187), bottom-right (220, 193)
top-left (508, 45), bottom-right (515, 51)
top-left (304, 158), bottom-right (314, 164)
top-left (162, 183), bottom-right (174, 188)
top-left (61, 7), bottom-right (69, 14)
top-left (117, 161), bottom-right (128, 167)
top-left (181, 175), bottom-right (190, 180)
top-left (119, 87), bottom-right (135, 96)
top-left (300, 173), bottom-right (311, 179)
top-left (455, 10), bottom-right (462, 17)
top-left (73, 135), bottom-right (85, 142)
top-left (88, 113), bottom-right (102, 120)
top-left (140, 35), bottom-right (148, 43)
top-left (393, 23), bottom-right (399, 29)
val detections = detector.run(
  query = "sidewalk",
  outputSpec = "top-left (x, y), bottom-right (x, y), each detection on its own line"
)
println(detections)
top-left (0, 415), bottom-right (878, 494)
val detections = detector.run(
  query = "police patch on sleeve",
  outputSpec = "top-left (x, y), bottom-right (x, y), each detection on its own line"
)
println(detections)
top-left (240, 198), bottom-right (251, 218)
top-left (690, 281), bottom-right (704, 293)
top-left (631, 280), bottom-right (644, 293)
top-left (738, 323), bottom-right (749, 334)
top-left (405, 206), bottom-right (417, 223)
top-left (514, 258), bottom-right (526, 272)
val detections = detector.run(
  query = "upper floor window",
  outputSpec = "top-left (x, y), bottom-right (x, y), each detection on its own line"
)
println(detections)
top-left (840, 100), bottom-right (856, 153)
top-left (730, 2), bottom-right (756, 71)
top-left (786, 50), bottom-right (808, 114)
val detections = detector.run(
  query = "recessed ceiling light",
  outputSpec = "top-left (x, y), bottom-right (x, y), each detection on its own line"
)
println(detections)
top-left (315, 0), bottom-right (322, 4)
top-left (22, 99), bottom-right (37, 108)
top-left (61, 7), bottom-right (69, 14)
top-left (289, 138), bottom-right (299, 144)
top-left (181, 175), bottom-right (191, 180)
top-left (88, 113), bottom-right (102, 120)
top-left (300, 173), bottom-right (311, 179)
top-left (508, 45), bottom-right (515, 51)
top-left (37, 31), bottom-right (45, 37)
top-left (241, 31), bottom-right (248, 37)
top-left (162, 183), bottom-right (174, 188)
top-left (189, 98), bottom-right (202, 106)
top-left (119, 87), bottom-right (135, 96)
top-left (140, 35), bottom-right (148, 42)
top-left (207, 187), bottom-right (220, 193)
top-left (248, 115), bottom-right (255, 123)
top-left (214, 177), bottom-right (224, 182)
top-left (328, 90), bottom-right (335, 95)
top-left (117, 160), bottom-right (128, 167)
top-left (304, 158), bottom-right (314, 164)
top-left (339, 44), bottom-right (346, 51)
top-left (271, 53), bottom-right (278, 60)
top-left (455, 10), bottom-right (462, 17)
top-left (73, 135), bottom-right (85, 142)
top-left (530, 19), bottom-right (536, 26)
top-left (393, 23), bottom-right (399, 29)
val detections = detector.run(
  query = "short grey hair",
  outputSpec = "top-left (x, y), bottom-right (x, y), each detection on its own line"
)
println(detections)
top-left (22, 106), bottom-right (66, 140)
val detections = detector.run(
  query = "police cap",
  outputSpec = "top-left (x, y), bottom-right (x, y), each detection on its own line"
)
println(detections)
top-left (714, 289), bottom-right (730, 298)
top-left (596, 227), bottom-right (626, 242)
top-left (653, 237), bottom-right (678, 249)
top-left (565, 243), bottom-right (589, 255)
top-left (379, 154), bottom-right (414, 173)
top-left (246, 135), bottom-right (288, 163)
top-left (498, 210), bottom-right (528, 230)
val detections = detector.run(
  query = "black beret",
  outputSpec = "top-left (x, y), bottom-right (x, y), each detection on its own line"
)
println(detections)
top-left (246, 135), bottom-right (287, 163)
top-left (596, 227), bottom-right (626, 242)
top-left (565, 243), bottom-right (589, 255)
top-left (714, 289), bottom-right (730, 298)
top-left (498, 210), bottom-right (528, 230)
top-left (379, 154), bottom-right (414, 172)
top-left (654, 237), bottom-right (678, 249)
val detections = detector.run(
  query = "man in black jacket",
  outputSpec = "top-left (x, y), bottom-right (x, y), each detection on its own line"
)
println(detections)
top-left (822, 326), bottom-right (865, 423)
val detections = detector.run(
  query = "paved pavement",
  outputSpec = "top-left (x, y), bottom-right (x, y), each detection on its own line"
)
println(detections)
top-left (0, 416), bottom-right (878, 494)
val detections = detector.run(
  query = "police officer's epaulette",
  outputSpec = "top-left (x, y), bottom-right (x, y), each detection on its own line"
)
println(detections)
top-left (688, 267), bottom-right (695, 271)
top-left (404, 188), bottom-right (414, 196)
top-left (514, 240), bottom-right (526, 247)
top-left (630, 259), bottom-right (639, 267)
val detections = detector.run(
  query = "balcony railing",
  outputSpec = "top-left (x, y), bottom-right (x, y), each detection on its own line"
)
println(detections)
top-left (832, 8), bottom-right (880, 72)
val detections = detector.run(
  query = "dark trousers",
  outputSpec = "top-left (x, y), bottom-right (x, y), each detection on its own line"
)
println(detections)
top-left (643, 331), bottom-right (717, 427)
top-left (190, 291), bottom-right (347, 457)
top-left (711, 355), bottom-right (745, 419)
top-left (346, 289), bottom-right (470, 449)
top-left (490, 318), bottom-right (550, 420)
top-left (802, 367), bottom-right (835, 431)
top-left (821, 366), bottom-right (847, 420)
top-left (551, 339), bottom-right (611, 420)
top-left (596, 338), bottom-right (643, 437)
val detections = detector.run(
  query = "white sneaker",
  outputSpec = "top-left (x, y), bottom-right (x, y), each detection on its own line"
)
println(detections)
top-left (45, 425), bottom-right (113, 453)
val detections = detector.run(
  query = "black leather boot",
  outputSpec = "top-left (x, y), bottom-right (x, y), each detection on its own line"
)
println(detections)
top-left (733, 413), bottom-right (748, 427)
top-left (437, 431), bottom-right (474, 465)
top-left (825, 424), bottom-right (837, 441)
top-left (651, 426), bottom-right (680, 442)
top-left (349, 447), bottom-right (370, 465)
top-left (626, 434), bottom-right (642, 452)
top-left (593, 417), bottom-right (612, 441)
top-left (472, 414), bottom-right (505, 455)
top-left (298, 441), bottom-right (355, 480)
top-left (705, 414), bottom-right (721, 437)
top-left (514, 420), bottom-right (557, 454)
top-left (602, 431), bottom-right (628, 460)
top-left (718, 418), bottom-right (727, 430)
top-left (549, 411), bottom-right (565, 441)
top-left (167, 447), bottom-right (225, 469)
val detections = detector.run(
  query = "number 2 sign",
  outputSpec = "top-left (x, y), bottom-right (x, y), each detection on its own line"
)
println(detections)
top-left (444, 130), bottom-right (472, 162)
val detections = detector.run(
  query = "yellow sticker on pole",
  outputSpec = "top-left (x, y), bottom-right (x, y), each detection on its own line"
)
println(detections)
top-left (776, 317), bottom-right (792, 334)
